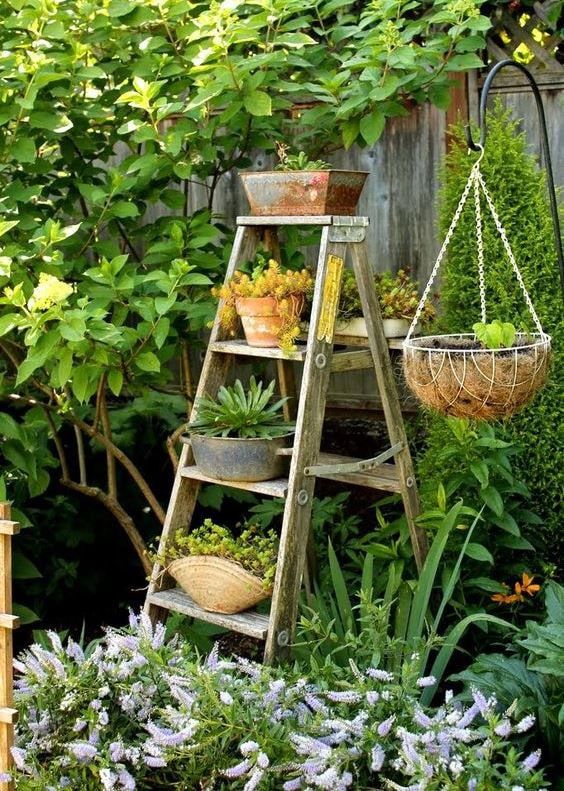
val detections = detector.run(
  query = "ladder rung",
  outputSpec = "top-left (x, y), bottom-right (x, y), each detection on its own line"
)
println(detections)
top-left (209, 339), bottom-right (307, 361)
top-left (148, 588), bottom-right (270, 640)
top-left (305, 443), bottom-right (402, 476)
top-left (313, 453), bottom-right (402, 492)
top-left (330, 350), bottom-right (373, 372)
top-left (180, 465), bottom-right (288, 498)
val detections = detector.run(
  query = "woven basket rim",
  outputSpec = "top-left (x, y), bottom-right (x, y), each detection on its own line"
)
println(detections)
top-left (168, 555), bottom-right (270, 591)
top-left (403, 332), bottom-right (551, 355)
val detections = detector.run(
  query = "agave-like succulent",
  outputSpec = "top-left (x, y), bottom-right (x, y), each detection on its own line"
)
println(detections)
top-left (189, 377), bottom-right (292, 438)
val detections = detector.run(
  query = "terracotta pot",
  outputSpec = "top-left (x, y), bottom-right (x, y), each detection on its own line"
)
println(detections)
top-left (235, 294), bottom-right (304, 347)
top-left (240, 170), bottom-right (368, 216)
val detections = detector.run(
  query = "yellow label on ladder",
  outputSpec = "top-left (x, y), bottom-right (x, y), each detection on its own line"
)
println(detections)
top-left (317, 255), bottom-right (344, 343)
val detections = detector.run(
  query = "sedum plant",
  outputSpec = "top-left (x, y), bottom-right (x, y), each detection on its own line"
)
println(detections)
top-left (168, 518), bottom-right (278, 591)
top-left (338, 268), bottom-right (435, 323)
top-left (189, 377), bottom-right (292, 439)
top-left (213, 258), bottom-right (313, 352)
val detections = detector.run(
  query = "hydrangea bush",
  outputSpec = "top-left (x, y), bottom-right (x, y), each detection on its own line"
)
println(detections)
top-left (6, 613), bottom-right (547, 790)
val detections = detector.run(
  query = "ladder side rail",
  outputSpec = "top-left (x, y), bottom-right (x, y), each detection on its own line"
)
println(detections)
top-left (145, 226), bottom-right (261, 618)
top-left (349, 243), bottom-right (427, 570)
top-left (264, 229), bottom-right (347, 662)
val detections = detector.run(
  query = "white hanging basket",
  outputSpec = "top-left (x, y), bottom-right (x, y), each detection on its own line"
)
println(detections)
top-left (402, 150), bottom-right (551, 420)
top-left (403, 332), bottom-right (551, 419)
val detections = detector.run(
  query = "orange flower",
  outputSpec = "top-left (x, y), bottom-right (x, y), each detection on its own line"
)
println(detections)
top-left (517, 573), bottom-right (541, 597)
top-left (491, 573), bottom-right (541, 604)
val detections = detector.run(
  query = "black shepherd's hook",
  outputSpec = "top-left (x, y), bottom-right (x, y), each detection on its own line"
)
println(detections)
top-left (465, 58), bottom-right (564, 297)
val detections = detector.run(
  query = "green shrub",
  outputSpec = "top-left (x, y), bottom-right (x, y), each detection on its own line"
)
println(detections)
top-left (418, 103), bottom-right (563, 571)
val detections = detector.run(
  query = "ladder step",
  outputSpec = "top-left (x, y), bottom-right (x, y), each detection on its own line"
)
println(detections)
top-left (148, 588), bottom-right (270, 640)
top-left (330, 350), bottom-right (373, 372)
top-left (314, 453), bottom-right (402, 492)
top-left (180, 464), bottom-right (288, 498)
top-left (209, 339), bottom-right (307, 361)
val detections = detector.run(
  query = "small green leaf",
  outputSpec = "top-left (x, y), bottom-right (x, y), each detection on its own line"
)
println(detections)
top-left (359, 110), bottom-right (385, 146)
top-left (135, 351), bottom-right (160, 372)
top-left (154, 317), bottom-right (170, 349)
top-left (11, 138), bottom-right (36, 163)
top-left (12, 603), bottom-right (40, 625)
top-left (56, 347), bottom-right (73, 387)
top-left (480, 485), bottom-right (504, 517)
top-left (341, 118), bottom-right (359, 150)
top-left (0, 313), bottom-right (18, 336)
top-left (470, 461), bottom-right (489, 488)
top-left (12, 551), bottom-right (42, 580)
top-left (243, 90), bottom-right (272, 117)
top-left (108, 368), bottom-right (123, 396)
top-left (465, 542), bottom-right (494, 564)
top-left (71, 365), bottom-right (90, 403)
top-left (111, 201), bottom-right (139, 218)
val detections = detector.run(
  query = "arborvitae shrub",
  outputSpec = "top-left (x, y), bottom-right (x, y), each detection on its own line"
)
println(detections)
top-left (417, 103), bottom-right (563, 573)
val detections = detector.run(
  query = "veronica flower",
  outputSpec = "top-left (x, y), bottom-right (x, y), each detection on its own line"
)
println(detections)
top-left (471, 688), bottom-right (491, 717)
top-left (224, 758), bottom-right (252, 778)
top-left (244, 768), bottom-right (264, 791)
top-left (522, 749), bottom-right (541, 772)
top-left (366, 668), bottom-right (394, 682)
top-left (11, 747), bottom-right (29, 772)
top-left (240, 741), bottom-right (260, 756)
top-left (144, 755), bottom-right (167, 768)
top-left (100, 769), bottom-right (117, 790)
top-left (494, 720), bottom-right (512, 737)
top-left (68, 742), bottom-right (98, 763)
top-left (283, 779), bottom-right (303, 790)
top-left (371, 744), bottom-right (385, 771)
top-left (118, 768), bottom-right (136, 789)
top-left (220, 690), bottom-right (234, 705)
top-left (365, 691), bottom-right (379, 705)
top-left (457, 703), bottom-right (480, 729)
top-left (416, 675), bottom-right (436, 688)
top-left (325, 691), bottom-right (363, 704)
top-left (377, 714), bottom-right (395, 737)
top-left (516, 714), bottom-right (536, 733)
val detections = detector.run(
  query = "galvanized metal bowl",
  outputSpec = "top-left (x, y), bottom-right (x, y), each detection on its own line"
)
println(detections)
top-left (190, 433), bottom-right (293, 482)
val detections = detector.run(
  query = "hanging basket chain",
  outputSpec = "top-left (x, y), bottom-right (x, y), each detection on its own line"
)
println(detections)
top-left (475, 170), bottom-right (545, 336)
top-left (406, 151), bottom-right (483, 342)
top-left (473, 175), bottom-right (487, 324)
top-left (406, 145), bottom-right (547, 342)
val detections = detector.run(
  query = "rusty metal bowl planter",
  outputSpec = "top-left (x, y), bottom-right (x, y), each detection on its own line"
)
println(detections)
top-left (403, 332), bottom-right (551, 420)
top-left (240, 170), bottom-right (368, 216)
top-left (169, 555), bottom-right (271, 614)
top-left (190, 432), bottom-right (292, 481)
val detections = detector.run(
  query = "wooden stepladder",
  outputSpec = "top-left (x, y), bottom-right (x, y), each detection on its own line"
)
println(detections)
top-left (145, 215), bottom-right (427, 663)
top-left (0, 503), bottom-right (19, 790)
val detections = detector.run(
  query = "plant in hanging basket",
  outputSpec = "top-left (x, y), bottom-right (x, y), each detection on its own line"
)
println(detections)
top-left (403, 320), bottom-right (551, 420)
top-left (337, 268), bottom-right (435, 338)
top-left (188, 377), bottom-right (293, 482)
top-left (164, 519), bottom-right (278, 614)
top-left (213, 252), bottom-right (313, 351)
top-left (240, 144), bottom-right (368, 216)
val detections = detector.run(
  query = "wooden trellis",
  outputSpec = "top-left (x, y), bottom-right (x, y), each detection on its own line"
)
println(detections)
top-left (0, 504), bottom-right (19, 791)
top-left (486, 1), bottom-right (563, 74)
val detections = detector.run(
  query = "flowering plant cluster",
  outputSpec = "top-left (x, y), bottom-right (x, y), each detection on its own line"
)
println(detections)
top-left (338, 268), bottom-right (435, 323)
top-left (7, 613), bottom-right (547, 790)
top-left (491, 573), bottom-right (541, 606)
top-left (159, 518), bottom-right (279, 592)
top-left (213, 257), bottom-right (313, 352)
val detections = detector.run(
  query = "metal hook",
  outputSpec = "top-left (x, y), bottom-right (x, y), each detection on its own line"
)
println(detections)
top-left (465, 59), bottom-right (563, 296)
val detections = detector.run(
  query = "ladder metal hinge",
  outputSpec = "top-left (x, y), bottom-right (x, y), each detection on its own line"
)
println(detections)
top-left (304, 442), bottom-right (403, 477)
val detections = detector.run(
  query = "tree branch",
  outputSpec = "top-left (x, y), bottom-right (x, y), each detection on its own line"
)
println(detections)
top-left (166, 424), bottom-right (186, 473)
top-left (61, 478), bottom-right (151, 575)
top-left (100, 384), bottom-right (117, 499)
top-left (73, 423), bottom-right (87, 485)
top-left (44, 408), bottom-right (70, 481)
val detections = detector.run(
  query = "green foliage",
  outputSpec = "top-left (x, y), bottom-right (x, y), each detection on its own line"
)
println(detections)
top-left (423, 103), bottom-right (563, 568)
top-left (473, 319), bottom-right (517, 349)
top-left (295, 502), bottom-right (514, 701)
top-left (275, 146), bottom-right (330, 171)
top-left (452, 581), bottom-right (564, 776)
top-left (189, 377), bottom-right (291, 438)
top-left (167, 517), bottom-right (278, 590)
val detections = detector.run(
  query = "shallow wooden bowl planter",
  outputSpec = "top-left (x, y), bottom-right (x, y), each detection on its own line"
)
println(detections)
top-left (235, 294), bottom-right (304, 347)
top-left (402, 333), bottom-right (551, 419)
top-left (240, 170), bottom-right (368, 216)
top-left (190, 433), bottom-right (292, 481)
top-left (169, 556), bottom-right (270, 614)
